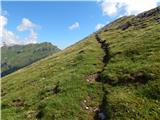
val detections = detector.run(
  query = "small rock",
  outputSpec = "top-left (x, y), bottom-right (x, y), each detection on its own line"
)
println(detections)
top-left (93, 107), bottom-right (99, 112)
top-left (78, 50), bottom-right (84, 54)
top-left (84, 100), bottom-right (87, 103)
top-left (98, 112), bottom-right (106, 120)
top-left (86, 79), bottom-right (90, 82)
top-left (26, 110), bottom-right (36, 119)
top-left (118, 22), bottom-right (131, 30)
top-left (85, 106), bottom-right (89, 110)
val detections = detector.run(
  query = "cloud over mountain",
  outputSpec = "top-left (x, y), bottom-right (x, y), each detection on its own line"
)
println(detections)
top-left (17, 18), bottom-right (37, 31)
top-left (0, 16), bottom-right (39, 46)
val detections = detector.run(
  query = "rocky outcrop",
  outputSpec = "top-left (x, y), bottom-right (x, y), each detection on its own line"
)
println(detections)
top-left (137, 7), bottom-right (160, 18)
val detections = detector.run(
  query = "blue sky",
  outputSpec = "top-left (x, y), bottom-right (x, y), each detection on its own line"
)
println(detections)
top-left (2, 1), bottom-right (110, 49)
top-left (1, 1), bottom-right (160, 49)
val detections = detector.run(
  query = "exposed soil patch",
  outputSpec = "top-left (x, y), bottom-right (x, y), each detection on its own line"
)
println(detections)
top-left (26, 110), bottom-right (37, 119)
top-left (35, 105), bottom-right (45, 119)
top-left (36, 110), bottom-right (44, 119)
top-left (1, 89), bottom-right (7, 97)
top-left (80, 99), bottom-right (90, 110)
top-left (86, 34), bottom-right (110, 84)
top-left (133, 71), bottom-right (154, 83)
top-left (95, 34), bottom-right (110, 65)
top-left (81, 96), bottom-right (101, 120)
top-left (52, 81), bottom-right (61, 94)
top-left (86, 73), bottom-right (100, 83)
top-left (92, 34), bottom-right (111, 120)
top-left (105, 71), bottom-right (154, 86)
top-left (45, 81), bottom-right (61, 95)
top-left (78, 50), bottom-right (85, 54)
top-left (94, 91), bottom-right (111, 120)
top-left (11, 99), bottom-right (25, 107)
top-left (39, 81), bottom-right (61, 100)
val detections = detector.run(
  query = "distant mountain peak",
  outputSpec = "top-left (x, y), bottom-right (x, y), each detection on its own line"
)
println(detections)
top-left (1, 42), bottom-right (60, 77)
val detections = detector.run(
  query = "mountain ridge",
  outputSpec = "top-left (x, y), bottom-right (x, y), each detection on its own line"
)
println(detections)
top-left (1, 42), bottom-right (60, 77)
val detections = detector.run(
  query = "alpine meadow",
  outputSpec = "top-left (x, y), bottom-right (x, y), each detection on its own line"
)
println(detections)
top-left (1, 1), bottom-right (160, 120)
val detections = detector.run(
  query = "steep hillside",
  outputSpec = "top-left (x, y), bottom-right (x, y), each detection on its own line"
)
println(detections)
top-left (1, 42), bottom-right (60, 77)
top-left (1, 7), bottom-right (160, 120)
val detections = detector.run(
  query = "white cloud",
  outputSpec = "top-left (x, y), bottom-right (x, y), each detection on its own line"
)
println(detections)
top-left (17, 18), bottom-right (38, 44)
top-left (0, 16), bottom-right (19, 46)
top-left (95, 23), bottom-right (105, 30)
top-left (2, 29), bottom-right (20, 46)
top-left (100, 0), bottom-right (159, 16)
top-left (25, 29), bottom-right (37, 44)
top-left (0, 16), bottom-right (8, 35)
top-left (101, 1), bottom-right (118, 16)
top-left (69, 22), bottom-right (80, 30)
top-left (0, 16), bottom-right (39, 46)
top-left (17, 18), bottom-right (37, 31)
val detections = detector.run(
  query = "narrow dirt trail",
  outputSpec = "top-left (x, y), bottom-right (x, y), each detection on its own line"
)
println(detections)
top-left (94, 34), bottom-right (111, 120)
top-left (95, 34), bottom-right (110, 80)
top-left (85, 34), bottom-right (111, 120)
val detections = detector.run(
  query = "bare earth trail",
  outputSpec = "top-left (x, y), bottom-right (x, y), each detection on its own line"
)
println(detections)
top-left (86, 34), bottom-right (111, 120)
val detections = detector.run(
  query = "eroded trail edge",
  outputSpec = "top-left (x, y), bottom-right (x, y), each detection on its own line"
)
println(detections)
top-left (94, 34), bottom-right (111, 120)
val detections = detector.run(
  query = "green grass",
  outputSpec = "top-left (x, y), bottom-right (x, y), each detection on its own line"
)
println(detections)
top-left (1, 36), bottom-right (105, 120)
top-left (98, 7), bottom-right (160, 119)
top-left (1, 7), bottom-right (160, 120)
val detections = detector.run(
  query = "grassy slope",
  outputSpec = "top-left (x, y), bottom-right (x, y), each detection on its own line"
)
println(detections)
top-left (98, 7), bottom-right (160, 119)
top-left (2, 36), bottom-right (105, 120)
top-left (100, 21), bottom-right (160, 120)
top-left (1, 42), bottom-right (60, 77)
top-left (1, 7), bottom-right (160, 120)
